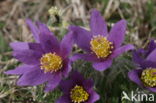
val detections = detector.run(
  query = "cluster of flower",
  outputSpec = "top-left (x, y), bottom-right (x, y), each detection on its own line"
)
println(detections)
top-left (5, 9), bottom-right (156, 103)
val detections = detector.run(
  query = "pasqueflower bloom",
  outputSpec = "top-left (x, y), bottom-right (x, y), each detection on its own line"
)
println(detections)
top-left (133, 40), bottom-right (156, 67)
top-left (5, 19), bottom-right (73, 92)
top-left (57, 71), bottom-right (99, 103)
top-left (128, 40), bottom-right (156, 92)
top-left (70, 9), bottom-right (134, 71)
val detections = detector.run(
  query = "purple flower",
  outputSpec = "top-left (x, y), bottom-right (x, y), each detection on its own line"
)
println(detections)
top-left (128, 40), bottom-right (156, 92)
top-left (133, 40), bottom-right (156, 67)
top-left (5, 19), bottom-right (73, 92)
top-left (69, 9), bottom-right (134, 71)
top-left (57, 71), bottom-right (99, 103)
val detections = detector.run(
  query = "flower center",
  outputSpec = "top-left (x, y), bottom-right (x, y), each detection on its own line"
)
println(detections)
top-left (141, 68), bottom-right (156, 87)
top-left (70, 85), bottom-right (89, 103)
top-left (40, 53), bottom-right (63, 73)
top-left (90, 35), bottom-right (113, 58)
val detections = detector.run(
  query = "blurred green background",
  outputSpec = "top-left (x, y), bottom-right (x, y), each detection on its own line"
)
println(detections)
top-left (0, 0), bottom-right (156, 103)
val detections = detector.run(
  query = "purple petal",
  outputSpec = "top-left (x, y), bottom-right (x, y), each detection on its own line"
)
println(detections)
top-left (84, 79), bottom-right (94, 90)
top-left (147, 87), bottom-right (156, 93)
top-left (60, 31), bottom-right (73, 58)
top-left (28, 43), bottom-right (44, 53)
top-left (87, 90), bottom-right (100, 103)
top-left (37, 22), bottom-right (60, 53)
top-left (4, 64), bottom-right (34, 75)
top-left (26, 19), bottom-right (39, 42)
top-left (132, 49), bottom-right (156, 69)
top-left (141, 60), bottom-right (156, 69)
top-left (146, 40), bottom-right (156, 56)
top-left (128, 69), bottom-right (143, 87)
top-left (56, 95), bottom-right (70, 103)
top-left (108, 20), bottom-right (127, 48)
top-left (70, 71), bottom-right (85, 85)
top-left (129, 69), bottom-right (156, 92)
top-left (10, 42), bottom-right (29, 50)
top-left (110, 44), bottom-right (134, 59)
top-left (90, 9), bottom-right (108, 36)
top-left (61, 59), bottom-right (72, 77)
top-left (69, 26), bottom-right (92, 52)
top-left (44, 73), bottom-right (61, 92)
top-left (60, 79), bottom-right (74, 93)
top-left (70, 53), bottom-right (98, 62)
top-left (146, 49), bottom-right (156, 62)
top-left (17, 66), bottom-right (51, 86)
top-left (133, 49), bottom-right (145, 65)
top-left (13, 49), bottom-right (42, 65)
top-left (92, 59), bottom-right (112, 71)
top-left (71, 71), bottom-right (84, 80)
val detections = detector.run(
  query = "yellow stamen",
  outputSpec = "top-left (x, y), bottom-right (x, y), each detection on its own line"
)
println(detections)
top-left (141, 68), bottom-right (156, 87)
top-left (70, 85), bottom-right (89, 103)
top-left (40, 53), bottom-right (62, 73)
top-left (90, 35), bottom-right (113, 58)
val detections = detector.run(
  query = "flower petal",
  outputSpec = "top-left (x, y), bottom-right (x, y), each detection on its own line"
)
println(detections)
top-left (70, 53), bottom-right (98, 62)
top-left (92, 59), bottom-right (112, 71)
top-left (44, 73), bottom-right (61, 92)
top-left (69, 26), bottom-right (92, 52)
top-left (4, 64), bottom-right (34, 75)
top-left (28, 43), bottom-right (44, 53)
top-left (133, 49), bottom-right (145, 65)
top-left (129, 69), bottom-right (156, 93)
top-left (26, 19), bottom-right (39, 42)
top-left (110, 44), bottom-right (134, 59)
top-left (84, 79), bottom-right (94, 90)
top-left (13, 49), bottom-right (42, 65)
top-left (90, 9), bottom-right (108, 36)
top-left (60, 31), bottom-right (73, 58)
top-left (60, 79), bottom-right (74, 93)
top-left (61, 59), bottom-right (72, 77)
top-left (37, 22), bottom-right (60, 53)
top-left (10, 42), bottom-right (29, 50)
top-left (69, 71), bottom-right (86, 86)
top-left (147, 87), bottom-right (156, 93)
top-left (87, 90), bottom-right (100, 103)
top-left (128, 69), bottom-right (143, 87)
top-left (56, 95), bottom-right (70, 103)
top-left (146, 48), bottom-right (156, 62)
top-left (108, 20), bottom-right (127, 48)
top-left (17, 66), bottom-right (51, 86)
top-left (146, 40), bottom-right (156, 56)
top-left (71, 71), bottom-right (84, 82)
top-left (141, 61), bottom-right (156, 69)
